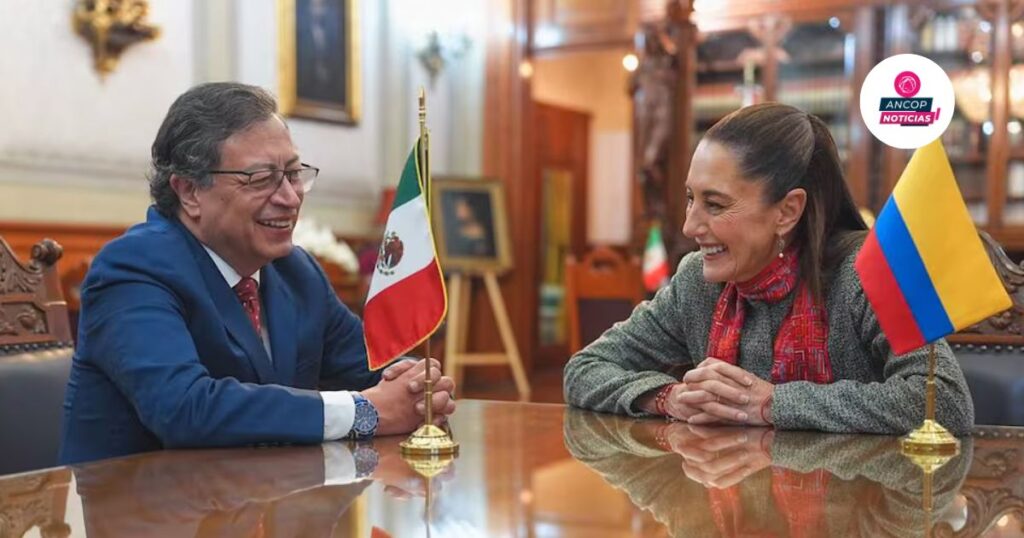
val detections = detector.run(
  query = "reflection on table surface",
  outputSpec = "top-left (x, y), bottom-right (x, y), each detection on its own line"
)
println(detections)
top-left (0, 400), bottom-right (1022, 537)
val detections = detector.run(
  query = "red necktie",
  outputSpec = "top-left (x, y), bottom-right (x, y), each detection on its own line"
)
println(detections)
top-left (234, 276), bottom-right (262, 335)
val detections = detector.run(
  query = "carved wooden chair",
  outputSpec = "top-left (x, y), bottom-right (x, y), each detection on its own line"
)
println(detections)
top-left (0, 237), bottom-right (74, 475)
top-left (565, 247), bottom-right (645, 355)
top-left (948, 231), bottom-right (1024, 427)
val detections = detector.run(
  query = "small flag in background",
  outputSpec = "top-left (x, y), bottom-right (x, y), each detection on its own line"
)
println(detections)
top-left (854, 139), bottom-right (1011, 355)
top-left (643, 222), bottom-right (669, 292)
top-left (363, 139), bottom-right (447, 370)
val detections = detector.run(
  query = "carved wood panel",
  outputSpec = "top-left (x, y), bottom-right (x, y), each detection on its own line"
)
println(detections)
top-left (0, 222), bottom-right (122, 300)
top-left (0, 304), bottom-right (48, 338)
top-left (939, 428), bottom-right (1024, 538)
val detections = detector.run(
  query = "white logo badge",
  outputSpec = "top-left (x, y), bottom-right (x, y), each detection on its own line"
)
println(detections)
top-left (859, 54), bottom-right (955, 149)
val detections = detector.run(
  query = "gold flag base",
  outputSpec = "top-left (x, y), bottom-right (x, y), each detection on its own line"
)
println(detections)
top-left (901, 426), bottom-right (959, 519)
top-left (403, 451), bottom-right (456, 479)
top-left (901, 344), bottom-right (960, 458)
top-left (400, 424), bottom-right (460, 458)
top-left (900, 419), bottom-right (960, 456)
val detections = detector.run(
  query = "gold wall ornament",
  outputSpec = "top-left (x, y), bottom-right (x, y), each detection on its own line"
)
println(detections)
top-left (72, 0), bottom-right (160, 78)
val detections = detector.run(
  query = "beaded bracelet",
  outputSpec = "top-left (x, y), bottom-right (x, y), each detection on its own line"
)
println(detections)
top-left (653, 423), bottom-right (672, 452)
top-left (654, 383), bottom-right (676, 416)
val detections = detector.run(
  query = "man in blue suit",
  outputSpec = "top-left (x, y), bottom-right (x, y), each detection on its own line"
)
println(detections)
top-left (59, 83), bottom-right (456, 464)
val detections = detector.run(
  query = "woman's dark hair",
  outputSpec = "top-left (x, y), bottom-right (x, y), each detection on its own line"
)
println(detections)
top-left (703, 102), bottom-right (867, 299)
top-left (149, 82), bottom-right (279, 216)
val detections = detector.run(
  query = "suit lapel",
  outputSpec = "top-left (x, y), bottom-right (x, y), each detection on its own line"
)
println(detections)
top-left (262, 264), bottom-right (298, 386)
top-left (186, 235), bottom-right (276, 383)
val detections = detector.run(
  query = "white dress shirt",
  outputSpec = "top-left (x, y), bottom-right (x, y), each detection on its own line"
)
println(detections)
top-left (202, 246), bottom-right (355, 440)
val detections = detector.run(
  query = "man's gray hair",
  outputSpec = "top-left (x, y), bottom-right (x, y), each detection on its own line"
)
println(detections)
top-left (149, 82), bottom-right (279, 216)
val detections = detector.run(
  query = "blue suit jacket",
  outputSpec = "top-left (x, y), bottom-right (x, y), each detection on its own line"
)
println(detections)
top-left (59, 207), bottom-right (381, 464)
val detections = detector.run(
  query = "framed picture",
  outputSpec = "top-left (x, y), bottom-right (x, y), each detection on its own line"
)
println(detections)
top-left (277, 0), bottom-right (361, 124)
top-left (432, 178), bottom-right (513, 274)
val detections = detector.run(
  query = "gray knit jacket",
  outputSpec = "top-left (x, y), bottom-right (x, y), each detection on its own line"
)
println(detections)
top-left (563, 248), bottom-right (975, 435)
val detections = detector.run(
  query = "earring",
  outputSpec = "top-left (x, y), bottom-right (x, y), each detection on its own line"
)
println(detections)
top-left (776, 236), bottom-right (785, 258)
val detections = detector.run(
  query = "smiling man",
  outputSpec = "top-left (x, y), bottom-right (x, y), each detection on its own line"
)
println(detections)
top-left (59, 83), bottom-right (456, 464)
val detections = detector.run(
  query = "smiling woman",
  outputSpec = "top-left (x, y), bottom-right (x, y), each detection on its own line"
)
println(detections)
top-left (563, 102), bottom-right (976, 436)
top-left (683, 141), bottom-right (805, 284)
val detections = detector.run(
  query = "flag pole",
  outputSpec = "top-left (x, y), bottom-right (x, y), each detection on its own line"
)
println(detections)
top-left (419, 87), bottom-right (434, 430)
top-left (901, 343), bottom-right (959, 453)
top-left (420, 88), bottom-right (431, 213)
top-left (900, 343), bottom-right (958, 535)
top-left (401, 88), bottom-right (458, 459)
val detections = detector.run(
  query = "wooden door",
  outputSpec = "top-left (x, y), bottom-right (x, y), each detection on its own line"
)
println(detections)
top-left (533, 101), bottom-right (590, 367)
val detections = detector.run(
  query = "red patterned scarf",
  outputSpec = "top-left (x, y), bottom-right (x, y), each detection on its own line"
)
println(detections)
top-left (708, 468), bottom-right (832, 538)
top-left (706, 245), bottom-right (833, 384)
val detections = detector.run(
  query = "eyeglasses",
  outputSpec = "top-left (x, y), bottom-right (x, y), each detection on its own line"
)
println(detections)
top-left (207, 164), bottom-right (319, 194)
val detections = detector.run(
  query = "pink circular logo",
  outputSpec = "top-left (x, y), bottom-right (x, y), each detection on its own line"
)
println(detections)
top-left (894, 71), bottom-right (921, 97)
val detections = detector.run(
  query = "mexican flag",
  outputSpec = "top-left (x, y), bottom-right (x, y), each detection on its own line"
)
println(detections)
top-left (642, 223), bottom-right (668, 292)
top-left (363, 139), bottom-right (447, 370)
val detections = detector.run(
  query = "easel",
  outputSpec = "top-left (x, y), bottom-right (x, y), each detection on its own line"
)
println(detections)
top-left (444, 271), bottom-right (531, 401)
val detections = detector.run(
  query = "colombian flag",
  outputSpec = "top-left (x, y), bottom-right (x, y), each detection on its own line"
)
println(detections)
top-left (855, 139), bottom-right (1011, 355)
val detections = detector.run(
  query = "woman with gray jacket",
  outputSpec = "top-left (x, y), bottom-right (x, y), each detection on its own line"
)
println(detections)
top-left (563, 103), bottom-right (974, 435)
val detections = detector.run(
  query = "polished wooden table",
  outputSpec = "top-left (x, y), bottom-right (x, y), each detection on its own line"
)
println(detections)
top-left (1, 400), bottom-right (1022, 537)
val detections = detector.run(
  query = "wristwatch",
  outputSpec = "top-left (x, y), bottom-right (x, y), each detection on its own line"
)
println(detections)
top-left (352, 444), bottom-right (379, 479)
top-left (348, 393), bottom-right (379, 440)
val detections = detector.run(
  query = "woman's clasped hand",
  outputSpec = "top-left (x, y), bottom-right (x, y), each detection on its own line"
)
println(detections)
top-left (662, 358), bottom-right (775, 426)
top-left (660, 422), bottom-right (775, 489)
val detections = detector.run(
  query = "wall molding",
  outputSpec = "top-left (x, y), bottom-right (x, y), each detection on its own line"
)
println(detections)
top-left (0, 151), bottom-right (148, 191)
